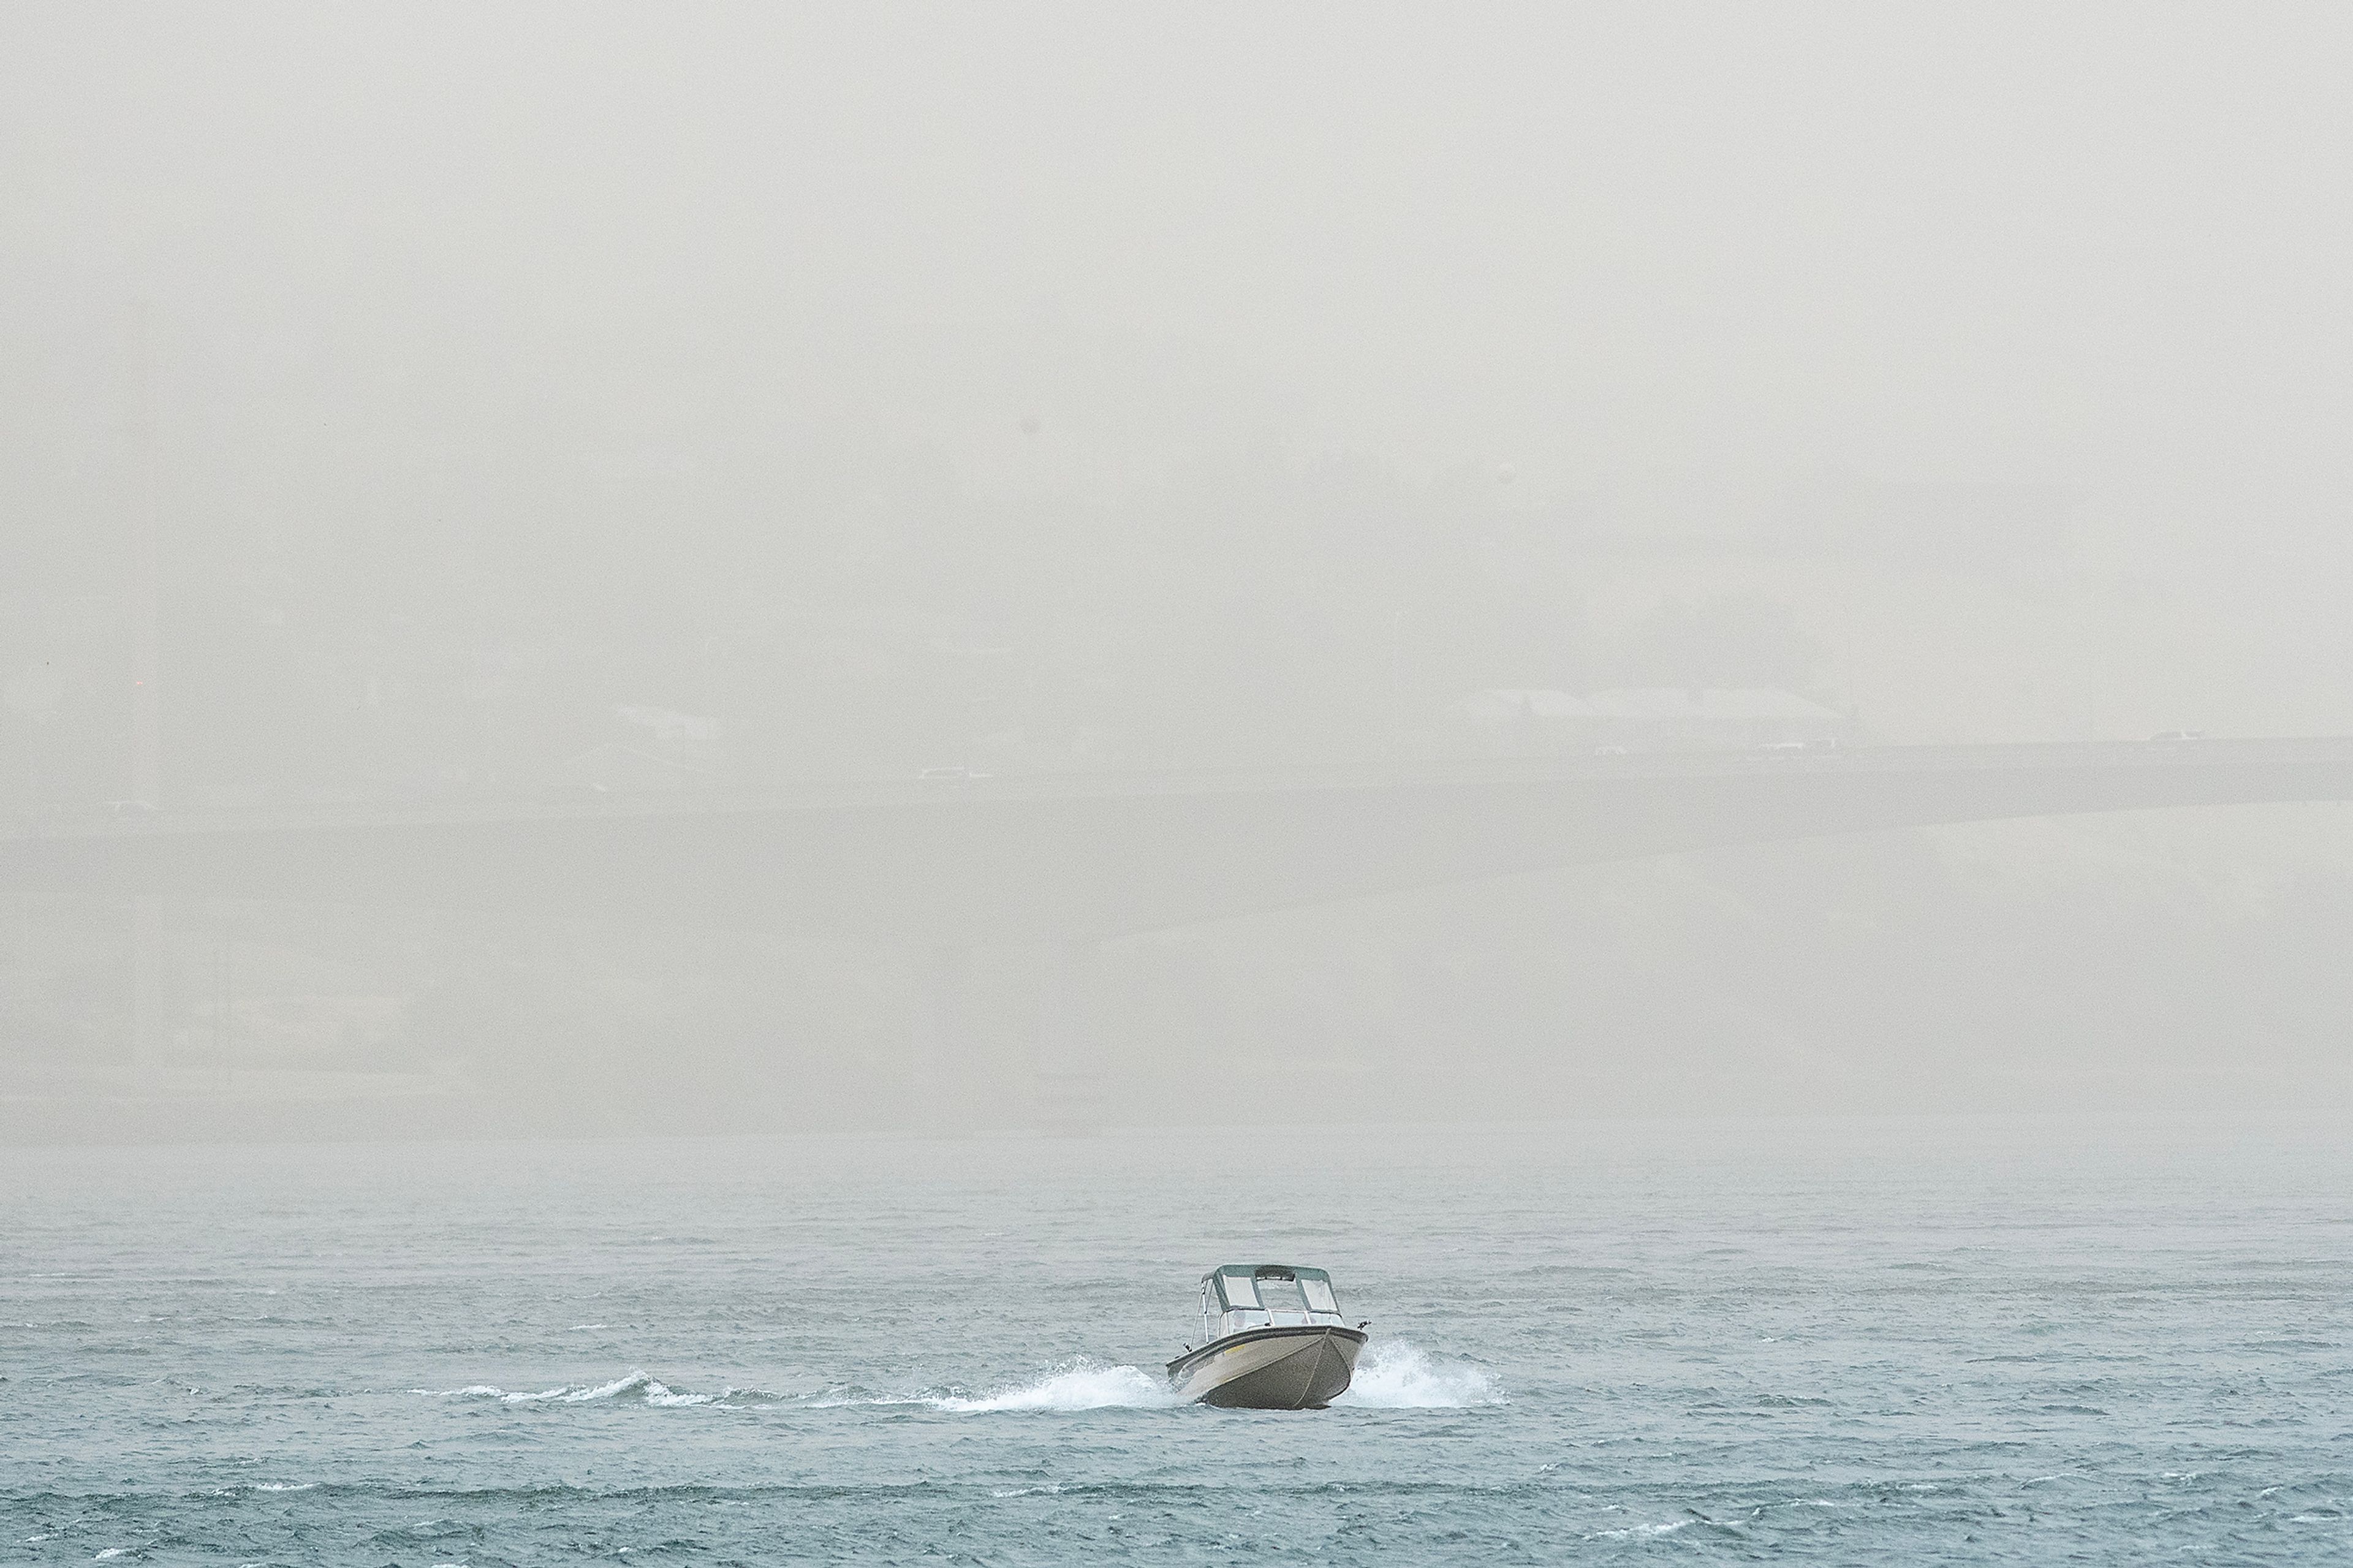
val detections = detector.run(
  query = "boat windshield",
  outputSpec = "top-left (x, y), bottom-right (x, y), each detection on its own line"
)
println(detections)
top-left (1202, 1265), bottom-right (1347, 1335)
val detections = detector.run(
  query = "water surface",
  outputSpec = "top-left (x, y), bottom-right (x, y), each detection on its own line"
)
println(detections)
top-left (6, 1119), bottom-right (2349, 1562)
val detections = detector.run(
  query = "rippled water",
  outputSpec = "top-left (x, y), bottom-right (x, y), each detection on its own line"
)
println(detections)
top-left (6, 1119), bottom-right (2351, 1562)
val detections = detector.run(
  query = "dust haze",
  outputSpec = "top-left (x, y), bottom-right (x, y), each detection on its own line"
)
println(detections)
top-left (5, 3), bottom-right (2352, 1141)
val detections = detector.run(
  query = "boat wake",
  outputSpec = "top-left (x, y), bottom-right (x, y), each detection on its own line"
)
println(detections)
top-left (908, 1341), bottom-right (1497, 1413)
top-left (922, 1359), bottom-right (1181, 1413)
top-left (412, 1342), bottom-right (1496, 1415)
top-left (417, 1373), bottom-right (779, 1408)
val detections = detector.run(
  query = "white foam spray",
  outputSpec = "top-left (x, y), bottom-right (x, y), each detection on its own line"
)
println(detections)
top-left (412, 1343), bottom-right (1495, 1415)
top-left (926, 1360), bottom-right (1180, 1413)
top-left (1332, 1340), bottom-right (1502, 1408)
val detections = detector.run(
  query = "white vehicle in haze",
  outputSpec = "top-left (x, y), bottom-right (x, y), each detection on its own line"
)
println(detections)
top-left (1165, 1263), bottom-right (1369, 1409)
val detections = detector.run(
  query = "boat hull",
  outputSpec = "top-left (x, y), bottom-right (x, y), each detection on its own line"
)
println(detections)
top-left (1165, 1325), bottom-right (1367, 1409)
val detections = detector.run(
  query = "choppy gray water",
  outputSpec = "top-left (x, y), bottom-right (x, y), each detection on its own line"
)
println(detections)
top-left (5, 1119), bottom-right (2351, 1563)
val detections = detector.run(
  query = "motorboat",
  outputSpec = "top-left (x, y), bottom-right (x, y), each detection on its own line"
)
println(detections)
top-left (1165, 1263), bottom-right (1368, 1409)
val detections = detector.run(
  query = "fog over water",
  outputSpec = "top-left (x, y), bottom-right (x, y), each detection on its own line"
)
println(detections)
top-left (4, 7), bottom-right (2353, 1559)
top-left (6, 4), bottom-right (2352, 1136)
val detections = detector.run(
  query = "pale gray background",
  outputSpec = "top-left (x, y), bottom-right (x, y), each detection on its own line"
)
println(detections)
top-left (4, 4), bottom-right (2349, 1135)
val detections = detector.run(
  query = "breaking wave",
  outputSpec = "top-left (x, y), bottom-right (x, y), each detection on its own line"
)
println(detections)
top-left (416, 1373), bottom-right (781, 1408)
top-left (1588, 1520), bottom-right (1694, 1540)
top-left (1333, 1341), bottom-right (1502, 1408)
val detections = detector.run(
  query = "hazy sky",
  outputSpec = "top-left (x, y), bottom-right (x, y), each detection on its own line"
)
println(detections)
top-left (7, 3), bottom-right (2349, 496)
top-left (6, 6), bottom-right (2353, 1132)
top-left (4, 4), bottom-right (2349, 771)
